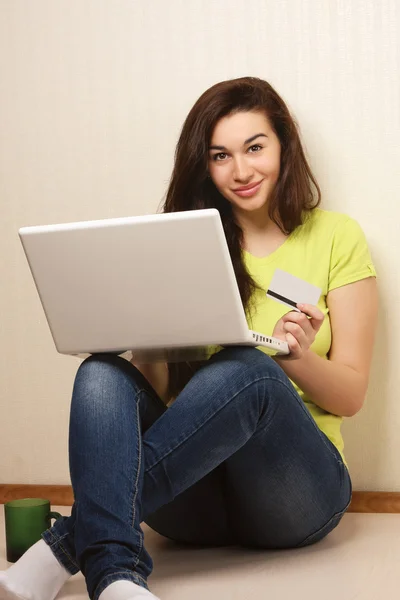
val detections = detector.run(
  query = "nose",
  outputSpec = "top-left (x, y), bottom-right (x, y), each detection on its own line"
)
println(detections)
top-left (232, 155), bottom-right (253, 183)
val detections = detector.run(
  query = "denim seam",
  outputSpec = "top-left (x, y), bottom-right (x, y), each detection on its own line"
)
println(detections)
top-left (55, 539), bottom-right (80, 570)
top-left (129, 392), bottom-right (144, 569)
top-left (145, 373), bottom-right (343, 473)
top-left (295, 493), bottom-right (353, 547)
top-left (42, 530), bottom-right (80, 571)
top-left (264, 374), bottom-right (345, 466)
top-left (94, 570), bottom-right (148, 600)
top-left (144, 374), bottom-right (272, 471)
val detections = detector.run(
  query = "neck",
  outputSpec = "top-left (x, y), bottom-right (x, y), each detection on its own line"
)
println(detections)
top-left (233, 206), bottom-right (288, 257)
top-left (233, 205), bottom-right (275, 236)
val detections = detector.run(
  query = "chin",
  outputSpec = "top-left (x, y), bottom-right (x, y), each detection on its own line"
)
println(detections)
top-left (234, 197), bottom-right (269, 213)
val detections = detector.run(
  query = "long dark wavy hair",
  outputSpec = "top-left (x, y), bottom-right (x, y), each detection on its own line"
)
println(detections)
top-left (162, 76), bottom-right (321, 397)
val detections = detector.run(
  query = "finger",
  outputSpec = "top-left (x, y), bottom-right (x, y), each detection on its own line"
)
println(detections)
top-left (284, 321), bottom-right (309, 347)
top-left (296, 303), bottom-right (324, 330)
top-left (281, 312), bottom-right (314, 338)
top-left (296, 303), bottom-right (324, 320)
top-left (285, 332), bottom-right (301, 356)
top-left (281, 310), bottom-right (313, 326)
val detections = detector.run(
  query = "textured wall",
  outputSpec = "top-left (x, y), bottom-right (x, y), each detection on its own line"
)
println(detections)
top-left (0, 0), bottom-right (398, 490)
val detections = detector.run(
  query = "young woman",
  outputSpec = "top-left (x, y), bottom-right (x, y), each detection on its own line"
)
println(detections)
top-left (0, 77), bottom-right (377, 600)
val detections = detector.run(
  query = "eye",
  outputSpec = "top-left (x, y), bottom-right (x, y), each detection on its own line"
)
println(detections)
top-left (248, 144), bottom-right (263, 153)
top-left (212, 152), bottom-right (228, 161)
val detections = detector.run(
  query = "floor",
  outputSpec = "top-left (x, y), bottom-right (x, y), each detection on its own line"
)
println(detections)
top-left (1, 505), bottom-right (399, 599)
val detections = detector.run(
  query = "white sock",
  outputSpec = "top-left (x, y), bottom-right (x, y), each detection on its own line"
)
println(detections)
top-left (99, 580), bottom-right (160, 600)
top-left (0, 538), bottom-right (71, 600)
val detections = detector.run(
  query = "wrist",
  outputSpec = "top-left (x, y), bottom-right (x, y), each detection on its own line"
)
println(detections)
top-left (274, 347), bottom-right (314, 373)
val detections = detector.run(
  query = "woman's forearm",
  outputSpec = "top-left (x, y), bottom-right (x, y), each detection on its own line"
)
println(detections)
top-left (274, 350), bottom-right (367, 417)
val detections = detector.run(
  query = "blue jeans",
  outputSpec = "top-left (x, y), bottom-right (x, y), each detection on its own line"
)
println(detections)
top-left (41, 347), bottom-right (352, 600)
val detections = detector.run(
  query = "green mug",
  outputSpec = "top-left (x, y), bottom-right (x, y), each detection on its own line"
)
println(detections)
top-left (4, 498), bottom-right (63, 563)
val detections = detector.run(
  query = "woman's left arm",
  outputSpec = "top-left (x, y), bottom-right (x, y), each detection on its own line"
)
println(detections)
top-left (274, 277), bottom-right (378, 417)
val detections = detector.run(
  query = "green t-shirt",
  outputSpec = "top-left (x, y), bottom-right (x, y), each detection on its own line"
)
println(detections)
top-left (240, 208), bottom-right (376, 463)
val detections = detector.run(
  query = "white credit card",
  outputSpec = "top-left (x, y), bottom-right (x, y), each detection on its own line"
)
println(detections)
top-left (266, 269), bottom-right (321, 312)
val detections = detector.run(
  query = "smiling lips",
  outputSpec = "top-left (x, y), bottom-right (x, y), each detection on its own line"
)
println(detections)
top-left (232, 180), bottom-right (263, 197)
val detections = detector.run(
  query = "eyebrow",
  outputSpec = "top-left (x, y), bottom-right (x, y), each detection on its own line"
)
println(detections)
top-left (209, 133), bottom-right (268, 151)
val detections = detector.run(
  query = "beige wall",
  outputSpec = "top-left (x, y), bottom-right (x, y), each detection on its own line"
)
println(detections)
top-left (0, 0), bottom-right (398, 490)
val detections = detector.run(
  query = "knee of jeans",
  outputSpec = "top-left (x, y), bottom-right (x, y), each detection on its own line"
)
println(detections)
top-left (74, 354), bottom-right (140, 403)
top-left (203, 347), bottom-right (289, 413)
top-left (213, 346), bottom-right (283, 381)
top-left (76, 353), bottom-right (120, 377)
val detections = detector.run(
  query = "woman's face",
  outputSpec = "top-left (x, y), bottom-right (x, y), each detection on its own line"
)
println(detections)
top-left (208, 110), bottom-right (281, 217)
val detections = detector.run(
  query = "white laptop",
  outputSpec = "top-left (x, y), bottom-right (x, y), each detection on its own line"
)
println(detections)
top-left (18, 208), bottom-right (289, 361)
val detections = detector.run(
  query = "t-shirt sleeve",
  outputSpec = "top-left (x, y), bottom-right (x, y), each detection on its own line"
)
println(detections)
top-left (328, 217), bottom-right (377, 292)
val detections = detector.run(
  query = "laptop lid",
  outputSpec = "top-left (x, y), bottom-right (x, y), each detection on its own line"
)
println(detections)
top-left (19, 209), bottom-right (251, 355)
